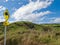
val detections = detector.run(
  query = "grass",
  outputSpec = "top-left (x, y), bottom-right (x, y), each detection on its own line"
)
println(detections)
top-left (0, 21), bottom-right (60, 45)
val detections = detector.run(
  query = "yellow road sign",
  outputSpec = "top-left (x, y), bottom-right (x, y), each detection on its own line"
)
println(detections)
top-left (3, 9), bottom-right (10, 26)
top-left (3, 21), bottom-right (9, 26)
top-left (3, 9), bottom-right (10, 21)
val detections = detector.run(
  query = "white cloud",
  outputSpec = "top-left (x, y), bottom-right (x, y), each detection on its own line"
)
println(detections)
top-left (0, 6), bottom-right (6, 12)
top-left (12, 0), bottom-right (53, 23)
top-left (12, 7), bottom-right (17, 11)
top-left (29, 0), bottom-right (32, 2)
top-left (0, 6), bottom-right (6, 22)
top-left (5, 0), bottom-right (8, 2)
top-left (53, 18), bottom-right (60, 23)
top-left (0, 16), bottom-right (5, 22)
top-left (20, 11), bottom-right (51, 22)
top-left (44, 17), bottom-right (60, 23)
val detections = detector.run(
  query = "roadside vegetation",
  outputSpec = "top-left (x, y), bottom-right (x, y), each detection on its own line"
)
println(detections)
top-left (0, 21), bottom-right (60, 45)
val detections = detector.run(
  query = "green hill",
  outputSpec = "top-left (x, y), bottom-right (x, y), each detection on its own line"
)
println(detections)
top-left (0, 21), bottom-right (60, 45)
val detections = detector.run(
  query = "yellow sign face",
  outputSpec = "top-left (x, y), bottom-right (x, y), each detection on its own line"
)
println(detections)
top-left (3, 9), bottom-right (10, 21)
top-left (3, 9), bottom-right (10, 26)
top-left (3, 21), bottom-right (9, 26)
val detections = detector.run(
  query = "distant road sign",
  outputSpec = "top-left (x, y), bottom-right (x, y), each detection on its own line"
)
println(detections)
top-left (3, 9), bottom-right (10, 26)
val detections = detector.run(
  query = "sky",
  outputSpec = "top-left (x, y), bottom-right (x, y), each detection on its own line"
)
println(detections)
top-left (0, 0), bottom-right (60, 24)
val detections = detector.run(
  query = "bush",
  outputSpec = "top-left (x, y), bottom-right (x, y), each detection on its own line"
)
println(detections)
top-left (42, 26), bottom-right (53, 32)
top-left (40, 36), bottom-right (51, 44)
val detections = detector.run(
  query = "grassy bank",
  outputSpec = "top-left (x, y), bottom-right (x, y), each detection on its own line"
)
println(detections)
top-left (0, 21), bottom-right (60, 45)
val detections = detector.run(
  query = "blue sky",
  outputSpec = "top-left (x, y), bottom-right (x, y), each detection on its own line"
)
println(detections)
top-left (0, 0), bottom-right (60, 24)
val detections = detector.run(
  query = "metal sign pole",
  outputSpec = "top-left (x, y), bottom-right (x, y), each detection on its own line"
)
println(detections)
top-left (4, 26), bottom-right (7, 45)
top-left (3, 9), bottom-right (10, 45)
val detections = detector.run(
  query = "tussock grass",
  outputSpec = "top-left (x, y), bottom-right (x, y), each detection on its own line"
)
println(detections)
top-left (0, 21), bottom-right (60, 45)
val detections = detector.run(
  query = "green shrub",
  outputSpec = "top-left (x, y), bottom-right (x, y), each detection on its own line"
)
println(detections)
top-left (42, 26), bottom-right (53, 32)
top-left (40, 37), bottom-right (51, 44)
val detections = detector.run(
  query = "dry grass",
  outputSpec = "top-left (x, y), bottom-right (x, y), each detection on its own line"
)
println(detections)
top-left (0, 22), bottom-right (60, 45)
top-left (0, 29), bottom-right (59, 45)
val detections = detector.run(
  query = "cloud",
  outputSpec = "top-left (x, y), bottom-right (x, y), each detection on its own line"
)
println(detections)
top-left (0, 6), bottom-right (6, 12)
top-left (42, 17), bottom-right (60, 24)
top-left (11, 0), bottom-right (53, 23)
top-left (21, 11), bottom-right (51, 22)
top-left (0, 16), bottom-right (5, 22)
top-left (53, 18), bottom-right (60, 23)
top-left (12, 7), bottom-right (17, 11)
top-left (0, 6), bottom-right (6, 22)
top-left (5, 0), bottom-right (8, 2)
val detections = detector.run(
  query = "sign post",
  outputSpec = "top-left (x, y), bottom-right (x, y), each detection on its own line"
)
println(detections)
top-left (4, 26), bottom-right (7, 45)
top-left (3, 9), bottom-right (10, 45)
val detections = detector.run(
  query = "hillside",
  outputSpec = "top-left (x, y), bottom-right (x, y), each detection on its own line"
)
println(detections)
top-left (0, 21), bottom-right (60, 45)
